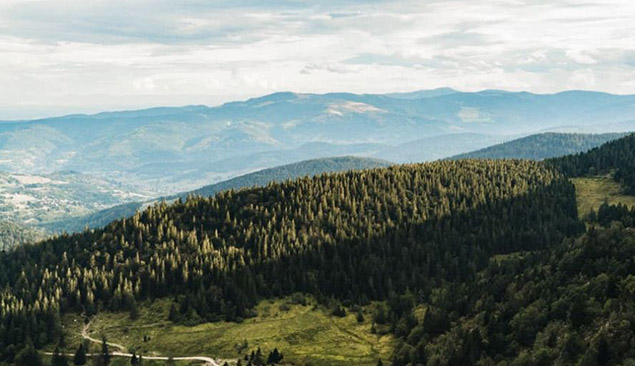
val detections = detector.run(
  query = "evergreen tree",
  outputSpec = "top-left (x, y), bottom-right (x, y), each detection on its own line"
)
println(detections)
top-left (130, 352), bottom-right (138, 366)
top-left (74, 344), bottom-right (87, 366)
top-left (100, 337), bottom-right (111, 366)
top-left (356, 309), bottom-right (364, 323)
top-left (52, 347), bottom-right (69, 366)
top-left (14, 343), bottom-right (43, 366)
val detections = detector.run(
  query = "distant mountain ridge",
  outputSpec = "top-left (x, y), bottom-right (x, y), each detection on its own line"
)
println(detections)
top-left (375, 133), bottom-right (511, 163)
top-left (2, 89), bottom-right (635, 195)
top-left (451, 132), bottom-right (629, 160)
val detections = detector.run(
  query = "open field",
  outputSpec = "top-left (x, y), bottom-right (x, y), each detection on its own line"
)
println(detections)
top-left (572, 176), bottom-right (635, 219)
top-left (61, 297), bottom-right (395, 366)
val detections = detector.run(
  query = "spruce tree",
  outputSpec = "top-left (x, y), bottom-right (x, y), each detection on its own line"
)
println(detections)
top-left (73, 344), bottom-right (87, 366)
top-left (130, 352), bottom-right (138, 366)
top-left (14, 343), bottom-right (43, 366)
top-left (52, 347), bottom-right (69, 366)
top-left (101, 337), bottom-right (111, 366)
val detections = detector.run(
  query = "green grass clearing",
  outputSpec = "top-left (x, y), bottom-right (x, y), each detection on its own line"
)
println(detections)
top-left (572, 176), bottom-right (635, 219)
top-left (61, 297), bottom-right (395, 366)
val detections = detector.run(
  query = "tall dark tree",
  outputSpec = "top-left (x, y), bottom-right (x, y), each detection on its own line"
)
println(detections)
top-left (73, 344), bottom-right (87, 366)
top-left (14, 343), bottom-right (43, 366)
top-left (52, 347), bottom-right (69, 366)
top-left (100, 337), bottom-right (111, 366)
top-left (130, 352), bottom-right (138, 366)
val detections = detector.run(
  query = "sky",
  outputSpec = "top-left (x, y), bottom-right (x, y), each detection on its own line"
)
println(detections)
top-left (1, 0), bottom-right (635, 119)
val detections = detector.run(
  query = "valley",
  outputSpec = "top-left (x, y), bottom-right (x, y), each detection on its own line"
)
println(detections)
top-left (0, 171), bottom-right (149, 227)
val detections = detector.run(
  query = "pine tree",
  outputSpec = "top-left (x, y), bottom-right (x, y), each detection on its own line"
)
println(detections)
top-left (14, 343), bottom-right (43, 366)
top-left (130, 300), bottom-right (140, 320)
top-left (130, 352), bottom-right (139, 366)
top-left (101, 337), bottom-right (111, 366)
top-left (266, 348), bottom-right (283, 364)
top-left (168, 303), bottom-right (178, 322)
top-left (356, 309), bottom-right (364, 323)
top-left (73, 344), bottom-right (87, 366)
top-left (52, 347), bottom-right (69, 366)
top-left (254, 347), bottom-right (264, 365)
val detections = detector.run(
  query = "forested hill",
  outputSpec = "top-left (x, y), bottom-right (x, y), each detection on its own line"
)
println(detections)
top-left (170, 156), bottom-right (391, 200)
top-left (44, 156), bottom-right (392, 233)
top-left (547, 133), bottom-right (635, 193)
top-left (451, 132), bottom-right (627, 160)
top-left (0, 160), bottom-right (582, 363)
top-left (396, 219), bottom-right (635, 366)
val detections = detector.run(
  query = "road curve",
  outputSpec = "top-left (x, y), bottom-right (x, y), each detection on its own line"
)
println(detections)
top-left (45, 351), bottom-right (220, 366)
top-left (58, 319), bottom-right (222, 366)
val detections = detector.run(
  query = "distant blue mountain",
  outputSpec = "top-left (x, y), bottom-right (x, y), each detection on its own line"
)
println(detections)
top-left (1, 89), bottom-right (634, 195)
top-left (451, 132), bottom-right (629, 160)
top-left (386, 87), bottom-right (459, 99)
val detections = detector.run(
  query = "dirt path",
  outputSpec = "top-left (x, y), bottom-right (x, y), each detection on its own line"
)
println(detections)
top-left (64, 319), bottom-right (222, 366)
top-left (45, 351), bottom-right (221, 366)
top-left (81, 321), bottom-right (127, 353)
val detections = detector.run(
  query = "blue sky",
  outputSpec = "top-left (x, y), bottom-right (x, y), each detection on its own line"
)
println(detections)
top-left (1, 0), bottom-right (634, 119)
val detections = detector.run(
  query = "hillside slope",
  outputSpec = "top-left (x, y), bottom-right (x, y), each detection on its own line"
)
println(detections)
top-left (548, 133), bottom-right (635, 193)
top-left (0, 221), bottom-right (44, 251)
top-left (451, 132), bottom-right (627, 160)
top-left (0, 171), bottom-right (149, 227)
top-left (173, 156), bottom-right (391, 199)
top-left (44, 156), bottom-right (392, 233)
top-left (374, 133), bottom-right (509, 163)
top-left (0, 160), bottom-right (581, 364)
top-left (396, 221), bottom-right (635, 366)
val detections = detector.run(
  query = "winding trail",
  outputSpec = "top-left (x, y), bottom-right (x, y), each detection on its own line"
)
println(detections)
top-left (47, 320), bottom-right (221, 366)
top-left (81, 321), bottom-right (126, 353)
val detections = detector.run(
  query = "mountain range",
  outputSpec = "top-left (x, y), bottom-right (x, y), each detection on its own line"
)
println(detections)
top-left (3, 89), bottom-right (635, 195)
top-left (2, 88), bottom-right (635, 239)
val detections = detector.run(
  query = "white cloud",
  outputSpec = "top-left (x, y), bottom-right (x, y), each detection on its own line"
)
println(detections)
top-left (1, 0), bottom-right (635, 119)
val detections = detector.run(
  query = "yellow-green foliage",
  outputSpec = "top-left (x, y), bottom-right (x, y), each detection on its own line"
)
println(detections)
top-left (572, 176), bottom-right (635, 218)
top-left (62, 297), bottom-right (395, 366)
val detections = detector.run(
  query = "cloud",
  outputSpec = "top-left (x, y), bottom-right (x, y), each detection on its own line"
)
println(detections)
top-left (1, 0), bottom-right (635, 119)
